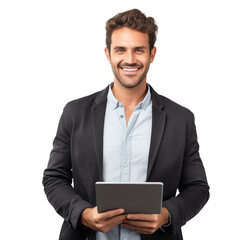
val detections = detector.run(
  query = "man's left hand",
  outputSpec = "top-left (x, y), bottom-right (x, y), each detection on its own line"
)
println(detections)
top-left (121, 207), bottom-right (169, 235)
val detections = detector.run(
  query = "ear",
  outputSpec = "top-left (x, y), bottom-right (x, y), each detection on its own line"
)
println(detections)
top-left (105, 47), bottom-right (111, 63)
top-left (150, 47), bottom-right (157, 63)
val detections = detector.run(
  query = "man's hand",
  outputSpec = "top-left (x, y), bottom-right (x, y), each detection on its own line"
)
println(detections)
top-left (81, 207), bottom-right (127, 233)
top-left (122, 207), bottom-right (169, 235)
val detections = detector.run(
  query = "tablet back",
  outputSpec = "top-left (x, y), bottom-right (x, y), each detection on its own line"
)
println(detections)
top-left (96, 182), bottom-right (163, 214)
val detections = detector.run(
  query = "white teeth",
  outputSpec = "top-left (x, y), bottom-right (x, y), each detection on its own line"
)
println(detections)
top-left (122, 68), bottom-right (138, 72)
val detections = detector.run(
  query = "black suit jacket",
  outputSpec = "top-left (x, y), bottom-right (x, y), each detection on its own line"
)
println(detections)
top-left (43, 85), bottom-right (209, 240)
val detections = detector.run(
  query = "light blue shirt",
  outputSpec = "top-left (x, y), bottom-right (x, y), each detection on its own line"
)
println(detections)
top-left (96, 84), bottom-right (152, 240)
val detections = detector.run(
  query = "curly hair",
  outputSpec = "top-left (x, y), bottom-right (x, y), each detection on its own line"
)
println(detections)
top-left (106, 9), bottom-right (158, 54)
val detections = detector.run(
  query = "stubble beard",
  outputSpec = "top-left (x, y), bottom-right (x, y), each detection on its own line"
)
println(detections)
top-left (111, 63), bottom-right (150, 89)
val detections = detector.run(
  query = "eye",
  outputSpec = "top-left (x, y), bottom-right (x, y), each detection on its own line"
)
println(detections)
top-left (135, 49), bottom-right (144, 53)
top-left (115, 48), bottom-right (125, 53)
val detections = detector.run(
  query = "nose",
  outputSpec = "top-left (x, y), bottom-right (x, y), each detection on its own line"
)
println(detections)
top-left (124, 50), bottom-right (135, 64)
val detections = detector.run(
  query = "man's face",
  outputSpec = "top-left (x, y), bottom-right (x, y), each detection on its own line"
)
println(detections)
top-left (105, 27), bottom-right (156, 89)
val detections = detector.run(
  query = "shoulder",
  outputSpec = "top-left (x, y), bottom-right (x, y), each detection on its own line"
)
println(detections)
top-left (63, 87), bottom-right (108, 115)
top-left (163, 95), bottom-right (194, 120)
top-left (64, 92), bottom-right (98, 112)
top-left (150, 86), bottom-right (195, 122)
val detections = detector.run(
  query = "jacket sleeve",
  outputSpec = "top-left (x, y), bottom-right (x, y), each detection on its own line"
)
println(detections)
top-left (162, 112), bottom-right (210, 233)
top-left (42, 104), bottom-right (92, 229)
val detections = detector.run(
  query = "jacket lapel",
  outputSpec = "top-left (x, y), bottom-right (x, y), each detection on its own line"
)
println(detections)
top-left (91, 85), bottom-right (166, 181)
top-left (91, 86), bottom-right (109, 180)
top-left (147, 86), bottom-right (167, 180)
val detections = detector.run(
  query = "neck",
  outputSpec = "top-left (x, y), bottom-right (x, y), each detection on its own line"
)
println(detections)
top-left (111, 80), bottom-right (147, 108)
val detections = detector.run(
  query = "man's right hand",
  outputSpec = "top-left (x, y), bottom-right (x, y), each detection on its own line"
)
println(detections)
top-left (81, 207), bottom-right (126, 233)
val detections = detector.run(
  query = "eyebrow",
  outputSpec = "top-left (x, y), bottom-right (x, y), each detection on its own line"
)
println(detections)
top-left (113, 46), bottom-right (147, 50)
top-left (113, 46), bottom-right (125, 50)
top-left (134, 46), bottom-right (147, 50)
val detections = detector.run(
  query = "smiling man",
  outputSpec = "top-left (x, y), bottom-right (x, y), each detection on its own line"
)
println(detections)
top-left (104, 26), bottom-right (156, 124)
top-left (43, 9), bottom-right (209, 240)
top-left (106, 27), bottom-right (155, 89)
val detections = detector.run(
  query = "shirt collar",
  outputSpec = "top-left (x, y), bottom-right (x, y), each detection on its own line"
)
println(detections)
top-left (107, 83), bottom-right (152, 110)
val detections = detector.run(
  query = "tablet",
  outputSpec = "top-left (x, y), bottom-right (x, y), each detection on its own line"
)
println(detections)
top-left (95, 182), bottom-right (163, 214)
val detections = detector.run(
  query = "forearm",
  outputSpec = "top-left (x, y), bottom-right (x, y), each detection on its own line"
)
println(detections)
top-left (162, 112), bottom-right (210, 233)
top-left (43, 169), bottom-right (92, 229)
top-left (42, 104), bottom-right (94, 228)
top-left (162, 183), bottom-right (209, 233)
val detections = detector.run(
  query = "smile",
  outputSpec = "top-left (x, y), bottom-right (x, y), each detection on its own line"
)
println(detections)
top-left (120, 67), bottom-right (141, 72)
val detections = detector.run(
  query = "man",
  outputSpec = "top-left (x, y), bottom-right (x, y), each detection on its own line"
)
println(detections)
top-left (43, 9), bottom-right (209, 240)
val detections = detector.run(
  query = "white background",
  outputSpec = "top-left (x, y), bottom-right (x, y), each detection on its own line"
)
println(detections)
top-left (0, 0), bottom-right (244, 239)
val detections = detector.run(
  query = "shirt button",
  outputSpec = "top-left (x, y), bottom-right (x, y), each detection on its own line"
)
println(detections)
top-left (120, 115), bottom-right (124, 118)
top-left (123, 162), bottom-right (128, 168)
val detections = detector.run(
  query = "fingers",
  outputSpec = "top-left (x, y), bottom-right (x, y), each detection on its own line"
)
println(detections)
top-left (106, 214), bottom-right (127, 227)
top-left (126, 213), bottom-right (157, 221)
top-left (122, 208), bottom-right (169, 234)
top-left (121, 213), bottom-right (161, 235)
top-left (98, 208), bottom-right (125, 220)
top-left (122, 221), bottom-right (157, 235)
top-left (95, 213), bottom-right (127, 233)
top-left (82, 207), bottom-right (167, 234)
top-left (81, 207), bottom-right (127, 233)
top-left (123, 214), bottom-right (158, 230)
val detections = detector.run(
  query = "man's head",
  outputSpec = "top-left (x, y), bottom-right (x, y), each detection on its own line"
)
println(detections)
top-left (106, 9), bottom-right (158, 55)
top-left (105, 9), bottom-right (158, 89)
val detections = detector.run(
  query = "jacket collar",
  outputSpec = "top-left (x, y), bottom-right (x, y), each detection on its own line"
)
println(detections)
top-left (92, 83), bottom-right (165, 108)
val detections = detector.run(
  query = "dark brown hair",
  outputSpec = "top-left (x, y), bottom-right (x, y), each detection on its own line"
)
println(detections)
top-left (106, 9), bottom-right (158, 54)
